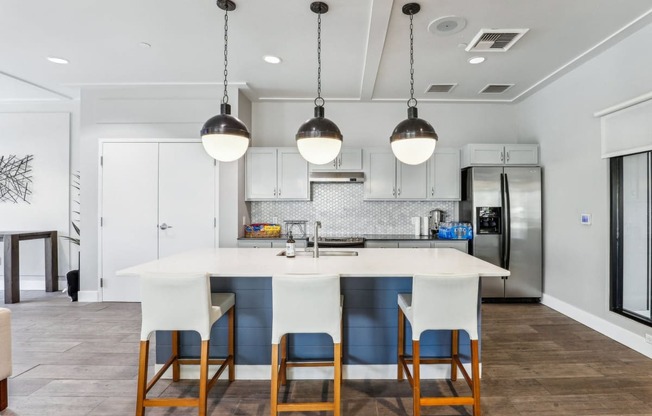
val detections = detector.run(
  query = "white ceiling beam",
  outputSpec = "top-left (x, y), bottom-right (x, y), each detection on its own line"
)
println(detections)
top-left (359, 0), bottom-right (394, 101)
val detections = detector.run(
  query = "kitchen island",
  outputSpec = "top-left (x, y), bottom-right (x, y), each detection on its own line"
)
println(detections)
top-left (119, 248), bottom-right (508, 379)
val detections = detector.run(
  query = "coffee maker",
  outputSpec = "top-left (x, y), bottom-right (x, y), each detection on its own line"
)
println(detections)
top-left (429, 209), bottom-right (446, 236)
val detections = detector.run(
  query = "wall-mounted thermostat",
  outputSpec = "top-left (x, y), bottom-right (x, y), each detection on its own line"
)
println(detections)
top-left (581, 213), bottom-right (592, 225)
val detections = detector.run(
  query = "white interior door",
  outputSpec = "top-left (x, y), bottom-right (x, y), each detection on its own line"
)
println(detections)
top-left (101, 142), bottom-right (159, 302)
top-left (158, 143), bottom-right (216, 257)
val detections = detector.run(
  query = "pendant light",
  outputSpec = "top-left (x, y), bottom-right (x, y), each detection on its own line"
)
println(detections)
top-left (390, 3), bottom-right (438, 166)
top-left (296, 2), bottom-right (343, 165)
top-left (201, 0), bottom-right (250, 162)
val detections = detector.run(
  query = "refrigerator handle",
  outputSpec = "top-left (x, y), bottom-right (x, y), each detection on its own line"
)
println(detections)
top-left (504, 173), bottom-right (512, 270)
top-left (499, 173), bottom-right (506, 268)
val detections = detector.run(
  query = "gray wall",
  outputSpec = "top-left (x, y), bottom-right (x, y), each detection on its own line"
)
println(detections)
top-left (516, 22), bottom-right (652, 337)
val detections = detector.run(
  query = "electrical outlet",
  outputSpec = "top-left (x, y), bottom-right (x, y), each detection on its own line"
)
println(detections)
top-left (646, 333), bottom-right (652, 344)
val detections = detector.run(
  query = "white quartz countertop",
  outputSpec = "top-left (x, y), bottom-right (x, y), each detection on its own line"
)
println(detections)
top-left (117, 248), bottom-right (509, 278)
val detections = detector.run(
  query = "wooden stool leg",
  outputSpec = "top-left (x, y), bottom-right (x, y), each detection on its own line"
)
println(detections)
top-left (280, 335), bottom-right (287, 386)
top-left (451, 330), bottom-right (459, 381)
top-left (135, 340), bottom-right (149, 416)
top-left (412, 340), bottom-right (421, 416)
top-left (228, 307), bottom-right (235, 381)
top-left (334, 343), bottom-right (342, 416)
top-left (397, 308), bottom-right (405, 380)
top-left (198, 340), bottom-right (209, 416)
top-left (0, 378), bottom-right (7, 411)
top-left (471, 340), bottom-right (481, 416)
top-left (270, 344), bottom-right (279, 416)
top-left (172, 331), bottom-right (180, 382)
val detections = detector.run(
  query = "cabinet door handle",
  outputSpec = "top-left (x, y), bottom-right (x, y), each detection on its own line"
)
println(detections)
top-left (393, 187), bottom-right (396, 196)
top-left (397, 188), bottom-right (401, 196)
top-left (159, 223), bottom-right (173, 230)
top-left (338, 157), bottom-right (342, 167)
top-left (500, 152), bottom-right (504, 162)
top-left (333, 159), bottom-right (337, 168)
top-left (431, 187), bottom-right (435, 196)
top-left (278, 188), bottom-right (281, 196)
top-left (273, 188), bottom-right (277, 196)
top-left (506, 151), bottom-right (510, 162)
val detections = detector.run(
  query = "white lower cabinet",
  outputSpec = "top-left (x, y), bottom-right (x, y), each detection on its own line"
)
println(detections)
top-left (245, 148), bottom-right (309, 201)
top-left (100, 141), bottom-right (216, 302)
top-left (364, 240), bottom-right (468, 252)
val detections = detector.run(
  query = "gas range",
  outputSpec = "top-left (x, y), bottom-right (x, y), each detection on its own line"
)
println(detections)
top-left (307, 236), bottom-right (365, 248)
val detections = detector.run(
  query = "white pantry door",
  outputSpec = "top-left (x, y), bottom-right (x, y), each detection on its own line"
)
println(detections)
top-left (101, 141), bottom-right (216, 302)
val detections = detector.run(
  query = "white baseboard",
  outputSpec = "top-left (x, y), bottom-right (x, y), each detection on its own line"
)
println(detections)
top-left (0, 276), bottom-right (66, 291)
top-left (78, 291), bottom-right (99, 302)
top-left (154, 363), bottom-right (478, 381)
top-left (541, 294), bottom-right (652, 359)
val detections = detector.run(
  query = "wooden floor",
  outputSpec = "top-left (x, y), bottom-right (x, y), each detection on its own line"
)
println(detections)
top-left (1, 291), bottom-right (652, 415)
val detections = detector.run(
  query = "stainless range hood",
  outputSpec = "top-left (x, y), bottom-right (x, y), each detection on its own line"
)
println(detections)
top-left (309, 171), bottom-right (365, 183)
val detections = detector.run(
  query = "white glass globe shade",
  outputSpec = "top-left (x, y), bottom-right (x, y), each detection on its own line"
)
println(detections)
top-left (297, 137), bottom-right (342, 165)
top-left (201, 134), bottom-right (250, 162)
top-left (391, 138), bottom-right (437, 165)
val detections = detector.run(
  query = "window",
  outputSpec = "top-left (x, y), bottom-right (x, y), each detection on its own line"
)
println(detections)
top-left (610, 152), bottom-right (652, 326)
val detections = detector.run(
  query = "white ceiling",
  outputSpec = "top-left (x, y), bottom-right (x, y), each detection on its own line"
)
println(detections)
top-left (1, 0), bottom-right (651, 103)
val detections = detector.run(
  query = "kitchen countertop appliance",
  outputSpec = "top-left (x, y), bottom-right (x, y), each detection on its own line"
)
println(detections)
top-left (459, 166), bottom-right (542, 300)
top-left (307, 237), bottom-right (365, 248)
top-left (429, 209), bottom-right (446, 235)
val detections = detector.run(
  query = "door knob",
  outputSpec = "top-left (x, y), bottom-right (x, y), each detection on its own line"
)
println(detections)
top-left (159, 223), bottom-right (173, 230)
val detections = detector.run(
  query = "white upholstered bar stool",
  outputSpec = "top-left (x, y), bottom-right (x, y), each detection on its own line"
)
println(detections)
top-left (270, 274), bottom-right (342, 416)
top-left (136, 272), bottom-right (235, 416)
top-left (397, 274), bottom-right (481, 416)
top-left (0, 308), bottom-right (11, 411)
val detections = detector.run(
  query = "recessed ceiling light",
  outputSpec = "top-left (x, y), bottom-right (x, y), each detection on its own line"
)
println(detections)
top-left (47, 57), bottom-right (69, 65)
top-left (263, 55), bottom-right (282, 64)
top-left (138, 42), bottom-right (152, 48)
top-left (468, 56), bottom-right (485, 64)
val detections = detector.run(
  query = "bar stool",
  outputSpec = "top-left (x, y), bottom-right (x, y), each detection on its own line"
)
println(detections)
top-left (135, 272), bottom-right (235, 416)
top-left (0, 308), bottom-right (11, 411)
top-left (270, 274), bottom-right (342, 416)
top-left (397, 274), bottom-right (481, 416)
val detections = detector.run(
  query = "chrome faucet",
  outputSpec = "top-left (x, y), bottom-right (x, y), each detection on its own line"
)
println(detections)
top-left (313, 221), bottom-right (321, 258)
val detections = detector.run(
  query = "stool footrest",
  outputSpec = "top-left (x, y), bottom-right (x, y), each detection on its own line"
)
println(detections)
top-left (277, 402), bottom-right (336, 412)
top-left (286, 361), bottom-right (334, 368)
top-left (143, 398), bottom-right (198, 407)
top-left (421, 397), bottom-right (475, 406)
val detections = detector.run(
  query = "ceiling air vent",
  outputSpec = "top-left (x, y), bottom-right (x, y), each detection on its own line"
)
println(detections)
top-left (426, 84), bottom-right (457, 93)
top-left (480, 84), bottom-right (514, 94)
top-left (465, 29), bottom-right (529, 52)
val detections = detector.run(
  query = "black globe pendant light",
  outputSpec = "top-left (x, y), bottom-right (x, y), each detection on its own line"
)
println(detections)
top-left (201, 0), bottom-right (250, 162)
top-left (296, 1), bottom-right (343, 165)
top-left (390, 3), bottom-right (438, 165)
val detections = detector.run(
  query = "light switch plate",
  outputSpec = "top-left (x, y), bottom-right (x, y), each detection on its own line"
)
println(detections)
top-left (580, 213), bottom-right (592, 225)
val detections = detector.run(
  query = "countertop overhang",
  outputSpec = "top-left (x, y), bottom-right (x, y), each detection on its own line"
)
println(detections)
top-left (118, 247), bottom-right (509, 278)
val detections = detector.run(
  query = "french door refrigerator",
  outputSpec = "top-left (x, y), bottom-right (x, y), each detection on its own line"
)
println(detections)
top-left (460, 166), bottom-right (542, 300)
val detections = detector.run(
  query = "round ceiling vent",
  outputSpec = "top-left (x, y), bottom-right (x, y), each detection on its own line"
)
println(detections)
top-left (428, 16), bottom-right (467, 36)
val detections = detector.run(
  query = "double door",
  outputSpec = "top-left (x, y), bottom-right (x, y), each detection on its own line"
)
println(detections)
top-left (100, 141), bottom-right (217, 302)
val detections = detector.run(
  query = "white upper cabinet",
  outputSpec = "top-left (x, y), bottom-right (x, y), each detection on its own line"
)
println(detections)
top-left (461, 144), bottom-right (538, 167)
top-left (364, 149), bottom-right (396, 199)
top-left (397, 160), bottom-right (428, 200)
top-left (427, 148), bottom-right (461, 200)
top-left (364, 148), bottom-right (427, 200)
top-left (309, 148), bottom-right (363, 171)
top-left (245, 148), bottom-right (309, 201)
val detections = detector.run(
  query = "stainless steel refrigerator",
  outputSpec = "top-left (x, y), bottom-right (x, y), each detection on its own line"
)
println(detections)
top-left (460, 166), bottom-right (542, 300)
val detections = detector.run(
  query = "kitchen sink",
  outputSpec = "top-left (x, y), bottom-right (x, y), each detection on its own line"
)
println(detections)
top-left (276, 250), bottom-right (358, 257)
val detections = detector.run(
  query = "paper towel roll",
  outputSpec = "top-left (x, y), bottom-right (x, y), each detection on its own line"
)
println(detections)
top-left (421, 216), bottom-right (430, 236)
top-left (411, 217), bottom-right (421, 236)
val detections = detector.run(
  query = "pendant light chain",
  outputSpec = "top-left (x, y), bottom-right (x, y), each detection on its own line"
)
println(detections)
top-left (408, 11), bottom-right (417, 108)
top-left (315, 10), bottom-right (325, 108)
top-left (222, 7), bottom-right (229, 105)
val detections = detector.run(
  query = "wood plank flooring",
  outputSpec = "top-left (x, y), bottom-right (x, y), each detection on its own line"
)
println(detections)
top-left (1, 292), bottom-right (652, 415)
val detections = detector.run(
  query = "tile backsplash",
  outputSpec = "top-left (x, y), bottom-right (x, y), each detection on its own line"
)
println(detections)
top-left (250, 183), bottom-right (457, 236)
